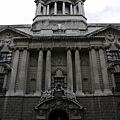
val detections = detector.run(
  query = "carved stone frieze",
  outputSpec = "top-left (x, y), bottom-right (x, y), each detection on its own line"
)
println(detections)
top-left (33, 21), bottom-right (85, 30)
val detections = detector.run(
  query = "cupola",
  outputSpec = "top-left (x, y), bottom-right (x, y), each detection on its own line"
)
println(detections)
top-left (32, 0), bottom-right (87, 36)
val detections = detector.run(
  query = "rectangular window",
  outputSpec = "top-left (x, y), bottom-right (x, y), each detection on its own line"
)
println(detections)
top-left (0, 52), bottom-right (9, 62)
top-left (0, 74), bottom-right (4, 93)
top-left (115, 73), bottom-right (120, 92)
top-left (54, 78), bottom-right (64, 87)
top-left (111, 51), bottom-right (120, 60)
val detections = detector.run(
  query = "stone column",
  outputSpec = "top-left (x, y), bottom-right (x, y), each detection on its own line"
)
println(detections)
top-left (54, 2), bottom-right (57, 15)
top-left (78, 1), bottom-right (82, 14)
top-left (62, 2), bottom-right (65, 15)
top-left (81, 2), bottom-right (85, 16)
top-left (67, 48), bottom-right (73, 92)
top-left (37, 2), bottom-right (42, 15)
top-left (16, 48), bottom-right (28, 95)
top-left (90, 48), bottom-right (102, 95)
top-left (35, 4), bottom-right (38, 16)
top-left (99, 48), bottom-right (112, 94)
top-left (2, 71), bottom-right (8, 93)
top-left (75, 48), bottom-right (84, 95)
top-left (34, 49), bottom-right (43, 96)
top-left (89, 49), bottom-right (95, 93)
top-left (74, 6), bottom-right (77, 14)
top-left (45, 49), bottom-right (51, 91)
top-left (43, 6), bottom-right (46, 15)
top-left (70, 4), bottom-right (73, 15)
top-left (6, 49), bottom-right (20, 95)
top-left (47, 4), bottom-right (50, 15)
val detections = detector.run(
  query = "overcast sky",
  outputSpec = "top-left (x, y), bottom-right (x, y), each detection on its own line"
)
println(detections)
top-left (0, 0), bottom-right (120, 25)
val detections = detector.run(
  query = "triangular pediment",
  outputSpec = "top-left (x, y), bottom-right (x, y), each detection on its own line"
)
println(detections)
top-left (87, 25), bottom-right (120, 37)
top-left (0, 26), bottom-right (32, 38)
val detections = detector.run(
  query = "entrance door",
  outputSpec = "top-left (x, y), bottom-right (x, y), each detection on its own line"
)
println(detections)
top-left (48, 110), bottom-right (69, 120)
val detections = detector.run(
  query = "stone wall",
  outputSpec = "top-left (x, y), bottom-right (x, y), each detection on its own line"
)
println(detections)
top-left (0, 96), bottom-right (119, 120)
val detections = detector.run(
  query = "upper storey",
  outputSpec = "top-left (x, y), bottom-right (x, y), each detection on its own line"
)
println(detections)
top-left (32, 0), bottom-right (87, 36)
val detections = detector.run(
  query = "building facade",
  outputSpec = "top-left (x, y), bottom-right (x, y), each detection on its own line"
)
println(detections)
top-left (0, 0), bottom-right (120, 119)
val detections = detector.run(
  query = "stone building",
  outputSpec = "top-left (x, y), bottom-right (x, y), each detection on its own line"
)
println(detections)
top-left (0, 0), bottom-right (120, 119)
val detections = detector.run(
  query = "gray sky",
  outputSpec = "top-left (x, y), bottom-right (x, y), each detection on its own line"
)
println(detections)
top-left (0, 0), bottom-right (120, 25)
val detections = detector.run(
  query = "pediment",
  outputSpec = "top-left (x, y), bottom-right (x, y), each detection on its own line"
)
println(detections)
top-left (87, 25), bottom-right (120, 37)
top-left (0, 26), bottom-right (32, 39)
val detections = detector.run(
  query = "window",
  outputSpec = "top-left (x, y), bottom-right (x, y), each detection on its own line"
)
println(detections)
top-left (111, 51), bottom-right (120, 60)
top-left (54, 78), bottom-right (64, 87)
top-left (0, 52), bottom-right (11, 62)
top-left (0, 74), bottom-right (4, 93)
top-left (115, 73), bottom-right (120, 92)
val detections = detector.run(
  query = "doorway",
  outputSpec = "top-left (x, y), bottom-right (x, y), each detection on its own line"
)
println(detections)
top-left (48, 110), bottom-right (69, 120)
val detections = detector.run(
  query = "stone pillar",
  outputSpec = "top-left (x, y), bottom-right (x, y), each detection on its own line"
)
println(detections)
top-left (47, 4), bottom-right (50, 15)
top-left (45, 49), bottom-right (51, 91)
top-left (43, 6), bottom-right (46, 15)
top-left (67, 48), bottom-right (73, 92)
top-left (6, 49), bottom-right (20, 95)
top-left (35, 4), bottom-right (38, 16)
top-left (54, 2), bottom-right (57, 15)
top-left (89, 49), bottom-right (95, 93)
top-left (70, 4), bottom-right (73, 15)
top-left (34, 49), bottom-right (43, 96)
top-left (75, 48), bottom-right (84, 95)
top-left (78, 1), bottom-right (82, 14)
top-left (16, 48), bottom-right (28, 95)
top-left (90, 48), bottom-right (102, 95)
top-left (37, 2), bottom-right (42, 15)
top-left (81, 2), bottom-right (85, 16)
top-left (74, 6), bottom-right (77, 14)
top-left (62, 2), bottom-right (65, 15)
top-left (2, 71), bottom-right (8, 93)
top-left (99, 48), bottom-right (112, 94)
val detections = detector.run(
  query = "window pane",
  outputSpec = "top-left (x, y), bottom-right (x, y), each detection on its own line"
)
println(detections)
top-left (0, 74), bottom-right (4, 93)
top-left (0, 52), bottom-right (8, 62)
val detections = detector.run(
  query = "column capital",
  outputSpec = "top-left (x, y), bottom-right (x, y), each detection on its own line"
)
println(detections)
top-left (37, 48), bottom-right (44, 51)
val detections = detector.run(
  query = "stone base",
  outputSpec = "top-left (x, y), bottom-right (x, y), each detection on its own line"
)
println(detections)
top-left (76, 91), bottom-right (84, 96)
top-left (6, 90), bottom-right (15, 96)
top-left (94, 90), bottom-right (103, 96)
top-left (34, 91), bottom-right (41, 96)
top-left (104, 89), bottom-right (112, 95)
top-left (15, 90), bottom-right (24, 96)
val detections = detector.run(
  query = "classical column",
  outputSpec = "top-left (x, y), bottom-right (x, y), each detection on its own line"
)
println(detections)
top-left (78, 1), bottom-right (82, 14)
top-left (74, 6), bottom-right (77, 15)
top-left (16, 48), bottom-right (28, 95)
top-left (43, 6), bottom-right (46, 15)
top-left (70, 4), bottom-right (73, 15)
top-left (6, 49), bottom-right (20, 95)
top-left (47, 4), bottom-right (50, 15)
top-left (37, 2), bottom-right (42, 15)
top-left (67, 48), bottom-right (73, 92)
top-left (90, 48), bottom-right (102, 94)
top-left (54, 2), bottom-right (57, 15)
top-left (75, 48), bottom-right (84, 95)
top-left (45, 49), bottom-right (51, 91)
top-left (99, 48), bottom-right (112, 94)
top-left (34, 49), bottom-right (43, 96)
top-left (35, 4), bottom-right (38, 16)
top-left (89, 49), bottom-right (95, 93)
top-left (81, 2), bottom-right (85, 16)
top-left (62, 2), bottom-right (65, 15)
top-left (2, 71), bottom-right (8, 93)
